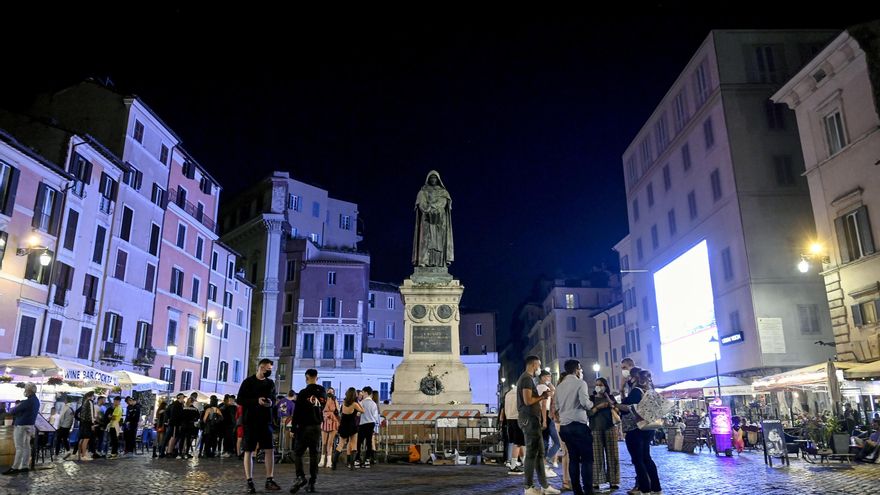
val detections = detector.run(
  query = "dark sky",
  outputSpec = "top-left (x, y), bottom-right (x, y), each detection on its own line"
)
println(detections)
top-left (2, 6), bottom-right (879, 339)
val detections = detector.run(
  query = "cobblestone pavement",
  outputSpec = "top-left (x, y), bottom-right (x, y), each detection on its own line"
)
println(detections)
top-left (0, 445), bottom-right (877, 495)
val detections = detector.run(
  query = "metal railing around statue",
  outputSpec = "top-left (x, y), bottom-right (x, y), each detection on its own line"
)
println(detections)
top-left (379, 413), bottom-right (502, 465)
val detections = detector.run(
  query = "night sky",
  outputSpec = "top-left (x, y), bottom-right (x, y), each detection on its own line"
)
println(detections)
top-left (2, 6), bottom-right (879, 341)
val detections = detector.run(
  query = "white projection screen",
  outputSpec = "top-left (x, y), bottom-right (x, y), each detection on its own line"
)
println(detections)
top-left (653, 240), bottom-right (720, 372)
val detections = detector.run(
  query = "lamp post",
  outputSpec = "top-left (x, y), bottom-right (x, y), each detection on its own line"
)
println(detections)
top-left (166, 344), bottom-right (177, 401)
top-left (797, 242), bottom-right (830, 273)
top-left (709, 335), bottom-right (721, 398)
top-left (592, 362), bottom-right (601, 379)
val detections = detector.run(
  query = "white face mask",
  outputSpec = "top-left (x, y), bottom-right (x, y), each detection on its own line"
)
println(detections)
top-left (595, 386), bottom-right (605, 394)
top-left (621, 369), bottom-right (630, 378)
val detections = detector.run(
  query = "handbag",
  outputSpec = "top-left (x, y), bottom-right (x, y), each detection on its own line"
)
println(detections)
top-left (611, 408), bottom-right (622, 426)
top-left (637, 418), bottom-right (664, 430)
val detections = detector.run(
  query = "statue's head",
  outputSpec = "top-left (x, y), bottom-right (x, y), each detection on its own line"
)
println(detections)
top-left (428, 174), bottom-right (439, 186)
top-left (424, 170), bottom-right (444, 188)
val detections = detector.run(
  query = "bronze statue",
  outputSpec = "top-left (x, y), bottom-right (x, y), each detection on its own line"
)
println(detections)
top-left (412, 170), bottom-right (454, 267)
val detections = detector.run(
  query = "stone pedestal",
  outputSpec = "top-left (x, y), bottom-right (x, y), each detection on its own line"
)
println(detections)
top-left (384, 273), bottom-right (484, 414)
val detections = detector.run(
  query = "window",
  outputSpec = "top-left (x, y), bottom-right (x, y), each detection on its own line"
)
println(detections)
top-left (632, 199), bottom-right (640, 222)
top-left (640, 138), bottom-right (653, 170)
top-left (202, 357), bottom-right (211, 380)
top-left (33, 183), bottom-right (61, 234)
top-left (835, 206), bottom-right (875, 263)
top-left (328, 271), bottom-right (336, 285)
top-left (233, 360), bottom-right (241, 382)
top-left (211, 251), bottom-right (219, 271)
top-left (102, 312), bottom-right (123, 343)
top-left (0, 161), bottom-right (20, 217)
top-left (224, 291), bottom-right (233, 309)
top-left (282, 325), bottom-right (291, 347)
top-left (721, 247), bottom-right (734, 281)
top-left (182, 161), bottom-right (195, 180)
top-left (567, 316), bottom-right (577, 332)
top-left (765, 101), bottom-right (786, 130)
top-left (754, 45), bottom-right (781, 83)
top-left (45, 319), bottom-right (62, 354)
top-left (476, 323), bottom-right (483, 336)
top-left (603, 320), bottom-right (607, 334)
top-left (852, 300), bottom-right (880, 327)
top-left (710, 169), bottom-right (722, 201)
top-left (133, 120), bottom-right (144, 143)
top-left (199, 177), bottom-right (212, 194)
top-left (605, 351), bottom-right (609, 367)
top-left (83, 274), bottom-right (99, 315)
top-left (148, 224), bottom-right (161, 256)
top-left (15, 315), bottom-right (36, 356)
top-left (662, 164), bottom-right (671, 191)
top-left (620, 255), bottom-right (629, 271)
top-left (824, 110), bottom-right (848, 155)
top-left (703, 118), bottom-right (715, 149)
top-left (288, 194), bottom-right (302, 211)
top-left (118, 206), bottom-right (134, 242)
top-left (151, 184), bottom-right (166, 208)
top-left (798, 304), bottom-right (821, 334)
top-left (237, 309), bottom-right (244, 326)
top-left (651, 225), bottom-right (659, 250)
top-left (302, 333), bottom-right (315, 358)
top-left (78, 327), bottom-right (91, 359)
top-left (145, 263), bottom-right (156, 292)
top-left (196, 237), bottom-right (204, 261)
top-left (218, 361), bottom-right (228, 382)
top-left (223, 322), bottom-right (230, 340)
top-left (387, 297), bottom-right (395, 310)
top-left (339, 214), bottom-right (351, 230)
top-left (673, 89), bottom-right (689, 132)
top-left (565, 293), bottom-right (576, 309)
top-left (208, 283), bottom-right (218, 302)
top-left (123, 167), bottom-right (143, 191)
top-left (611, 348), bottom-right (617, 364)
top-left (647, 343), bottom-right (654, 364)
top-left (227, 260), bottom-right (235, 279)
top-left (386, 322), bottom-right (395, 339)
top-left (166, 318), bottom-right (178, 346)
top-left (688, 191), bottom-right (698, 220)
top-left (160, 367), bottom-right (174, 384)
top-left (113, 249), bottom-right (128, 281)
top-left (60, 209), bottom-right (80, 252)
top-left (380, 382), bottom-right (389, 402)
top-left (654, 114), bottom-right (669, 152)
top-left (160, 144), bottom-right (169, 165)
top-left (176, 224), bottom-right (186, 249)
top-left (368, 293), bottom-right (375, 308)
top-left (191, 278), bottom-right (200, 304)
top-left (647, 182), bottom-right (654, 207)
top-left (626, 155), bottom-right (638, 186)
top-left (170, 267), bottom-right (184, 296)
top-left (636, 238), bottom-right (643, 261)
top-left (729, 310), bottom-right (742, 334)
top-left (310, 233), bottom-right (321, 245)
top-left (285, 293), bottom-right (293, 313)
top-left (694, 58), bottom-right (711, 106)
top-left (343, 334), bottom-right (355, 359)
top-left (180, 371), bottom-right (192, 391)
top-left (93, 225), bottom-right (106, 264)
top-left (186, 324), bottom-right (196, 357)
top-left (643, 296), bottom-right (650, 321)
top-left (568, 342), bottom-right (579, 358)
top-left (681, 143), bottom-right (692, 171)
top-left (325, 297), bottom-right (337, 317)
top-left (312, 201), bottom-right (320, 218)
top-left (367, 321), bottom-right (375, 337)
top-left (286, 260), bottom-right (297, 281)
top-left (135, 321), bottom-right (151, 349)
top-left (668, 209), bottom-right (677, 236)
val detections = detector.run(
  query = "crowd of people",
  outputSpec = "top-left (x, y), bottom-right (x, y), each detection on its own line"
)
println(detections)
top-left (502, 356), bottom-right (663, 495)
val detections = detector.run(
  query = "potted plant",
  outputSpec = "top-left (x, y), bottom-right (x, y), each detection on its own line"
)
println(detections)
top-left (47, 377), bottom-right (64, 386)
top-left (0, 375), bottom-right (12, 383)
top-left (111, 386), bottom-right (123, 394)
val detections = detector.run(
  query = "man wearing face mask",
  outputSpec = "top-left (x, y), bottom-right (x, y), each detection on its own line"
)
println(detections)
top-left (620, 358), bottom-right (635, 399)
top-left (556, 360), bottom-right (595, 495)
top-left (238, 359), bottom-right (280, 493)
top-left (517, 356), bottom-right (560, 495)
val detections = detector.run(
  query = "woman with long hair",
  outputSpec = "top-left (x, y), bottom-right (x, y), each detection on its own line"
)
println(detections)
top-left (588, 377), bottom-right (620, 492)
top-left (617, 369), bottom-right (661, 495)
top-left (202, 396), bottom-right (223, 457)
top-left (334, 387), bottom-right (364, 470)
top-left (320, 388), bottom-right (340, 468)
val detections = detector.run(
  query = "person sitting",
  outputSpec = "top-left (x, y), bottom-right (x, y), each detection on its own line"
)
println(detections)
top-left (855, 419), bottom-right (880, 463)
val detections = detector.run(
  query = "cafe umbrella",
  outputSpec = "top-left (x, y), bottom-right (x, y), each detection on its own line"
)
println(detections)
top-left (0, 356), bottom-right (120, 388)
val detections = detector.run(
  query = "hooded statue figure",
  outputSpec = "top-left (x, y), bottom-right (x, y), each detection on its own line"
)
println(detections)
top-left (412, 170), bottom-right (454, 267)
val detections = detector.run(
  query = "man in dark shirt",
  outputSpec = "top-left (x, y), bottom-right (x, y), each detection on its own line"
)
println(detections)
top-left (222, 394), bottom-right (237, 457)
top-left (123, 397), bottom-right (141, 456)
top-left (289, 369), bottom-right (327, 494)
top-left (517, 356), bottom-right (556, 495)
top-left (164, 393), bottom-right (185, 457)
top-left (237, 358), bottom-right (280, 493)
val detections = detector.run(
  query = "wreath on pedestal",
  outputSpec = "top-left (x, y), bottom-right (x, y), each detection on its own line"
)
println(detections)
top-left (419, 364), bottom-right (449, 396)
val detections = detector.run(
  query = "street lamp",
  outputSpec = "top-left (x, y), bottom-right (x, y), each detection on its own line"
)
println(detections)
top-left (592, 362), bottom-right (601, 379)
top-left (797, 242), bottom-right (830, 273)
top-left (708, 335), bottom-right (722, 398)
top-left (166, 344), bottom-right (177, 400)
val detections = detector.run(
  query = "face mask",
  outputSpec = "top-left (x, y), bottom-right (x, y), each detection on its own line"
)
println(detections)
top-left (595, 386), bottom-right (605, 394)
top-left (263, 370), bottom-right (272, 378)
top-left (621, 369), bottom-right (630, 378)
top-left (533, 368), bottom-right (541, 378)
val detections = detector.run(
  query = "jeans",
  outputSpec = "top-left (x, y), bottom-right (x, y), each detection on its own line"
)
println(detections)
top-left (54, 427), bottom-right (71, 455)
top-left (356, 423), bottom-right (375, 464)
top-left (294, 425), bottom-right (321, 482)
top-left (13, 425), bottom-right (35, 470)
top-left (625, 429), bottom-right (661, 493)
top-left (543, 418), bottom-right (562, 461)
top-left (559, 422), bottom-right (593, 495)
top-left (519, 415), bottom-right (547, 489)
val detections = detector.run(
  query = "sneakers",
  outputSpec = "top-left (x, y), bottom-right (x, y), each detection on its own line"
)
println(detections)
top-left (305, 484), bottom-right (316, 493)
top-left (265, 478), bottom-right (281, 492)
top-left (246, 480), bottom-right (256, 494)
top-left (289, 476), bottom-right (308, 494)
top-left (544, 468), bottom-right (558, 478)
top-left (508, 466), bottom-right (525, 475)
top-left (525, 488), bottom-right (543, 495)
top-left (543, 487), bottom-right (561, 495)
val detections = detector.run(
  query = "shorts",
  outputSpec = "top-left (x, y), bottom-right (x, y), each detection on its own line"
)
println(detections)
top-left (236, 425), bottom-right (244, 439)
top-left (506, 419), bottom-right (525, 446)
top-left (243, 424), bottom-right (274, 452)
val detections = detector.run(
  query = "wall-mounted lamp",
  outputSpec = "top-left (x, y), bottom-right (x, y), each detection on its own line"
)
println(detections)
top-left (797, 242), bottom-right (830, 273)
top-left (16, 246), bottom-right (52, 266)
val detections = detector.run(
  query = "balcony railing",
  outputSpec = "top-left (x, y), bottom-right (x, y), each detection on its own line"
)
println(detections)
top-left (52, 287), bottom-right (68, 307)
top-left (101, 341), bottom-right (127, 362)
top-left (99, 196), bottom-right (113, 215)
top-left (134, 347), bottom-right (156, 366)
top-left (301, 349), bottom-right (314, 359)
top-left (167, 187), bottom-right (217, 233)
top-left (343, 350), bottom-right (355, 360)
top-left (322, 349), bottom-right (334, 359)
top-left (84, 298), bottom-right (97, 316)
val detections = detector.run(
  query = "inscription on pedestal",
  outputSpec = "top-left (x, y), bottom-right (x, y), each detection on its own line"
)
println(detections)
top-left (412, 325), bottom-right (452, 353)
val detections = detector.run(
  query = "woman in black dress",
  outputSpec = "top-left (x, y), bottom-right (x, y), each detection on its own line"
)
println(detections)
top-left (334, 387), bottom-right (364, 470)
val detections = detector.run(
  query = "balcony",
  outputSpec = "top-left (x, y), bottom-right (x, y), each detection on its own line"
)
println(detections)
top-left (99, 196), bottom-right (113, 215)
top-left (343, 349), bottom-right (355, 360)
top-left (167, 187), bottom-right (217, 233)
top-left (134, 347), bottom-right (156, 366)
top-left (322, 349), bottom-right (334, 360)
top-left (101, 341), bottom-right (127, 362)
top-left (84, 298), bottom-right (97, 316)
top-left (52, 287), bottom-right (68, 307)
top-left (301, 349), bottom-right (314, 359)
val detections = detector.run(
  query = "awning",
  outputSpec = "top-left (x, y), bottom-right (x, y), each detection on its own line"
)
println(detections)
top-left (0, 356), bottom-right (119, 387)
top-left (844, 360), bottom-right (880, 379)
top-left (658, 376), bottom-right (749, 398)
top-left (383, 409), bottom-right (481, 421)
top-left (112, 370), bottom-right (169, 392)
top-left (752, 361), bottom-right (860, 391)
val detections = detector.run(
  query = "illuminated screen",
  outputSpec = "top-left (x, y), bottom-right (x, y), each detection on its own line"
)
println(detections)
top-left (653, 240), bottom-right (719, 372)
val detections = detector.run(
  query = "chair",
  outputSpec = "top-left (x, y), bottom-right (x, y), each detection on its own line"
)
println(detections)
top-left (824, 434), bottom-right (856, 463)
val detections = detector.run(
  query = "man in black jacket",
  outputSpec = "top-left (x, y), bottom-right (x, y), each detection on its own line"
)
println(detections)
top-left (123, 397), bottom-right (141, 456)
top-left (237, 359), bottom-right (279, 493)
top-left (164, 393), bottom-right (185, 457)
top-left (289, 369), bottom-right (326, 494)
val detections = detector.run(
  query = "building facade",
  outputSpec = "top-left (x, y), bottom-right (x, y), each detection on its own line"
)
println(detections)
top-left (459, 310), bottom-right (497, 356)
top-left (366, 281), bottom-right (404, 354)
top-left (772, 24), bottom-right (880, 364)
top-left (621, 30), bottom-right (839, 386)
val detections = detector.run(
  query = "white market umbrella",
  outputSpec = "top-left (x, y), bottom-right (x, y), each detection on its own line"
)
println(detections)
top-left (112, 370), bottom-right (169, 392)
top-left (0, 356), bottom-right (119, 387)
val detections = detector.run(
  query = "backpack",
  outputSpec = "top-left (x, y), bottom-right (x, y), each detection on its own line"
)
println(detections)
top-left (633, 388), bottom-right (671, 430)
top-left (207, 409), bottom-right (223, 431)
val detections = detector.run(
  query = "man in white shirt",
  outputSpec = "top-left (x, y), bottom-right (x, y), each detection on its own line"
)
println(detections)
top-left (355, 387), bottom-right (380, 468)
top-left (500, 385), bottom-right (524, 473)
top-left (556, 359), bottom-right (595, 495)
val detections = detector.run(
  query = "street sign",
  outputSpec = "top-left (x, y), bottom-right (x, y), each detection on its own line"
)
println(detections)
top-left (720, 331), bottom-right (744, 346)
